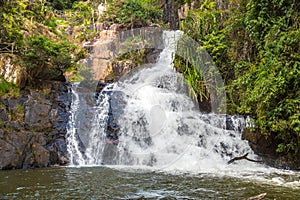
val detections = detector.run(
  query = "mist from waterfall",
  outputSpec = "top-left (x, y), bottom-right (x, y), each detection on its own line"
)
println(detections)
top-left (66, 30), bottom-right (289, 178)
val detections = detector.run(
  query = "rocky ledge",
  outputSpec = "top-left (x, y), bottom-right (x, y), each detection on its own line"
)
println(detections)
top-left (242, 129), bottom-right (300, 170)
top-left (0, 81), bottom-right (71, 170)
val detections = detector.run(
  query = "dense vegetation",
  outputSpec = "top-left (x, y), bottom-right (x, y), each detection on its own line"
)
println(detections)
top-left (176, 0), bottom-right (300, 159)
top-left (103, 0), bottom-right (162, 29)
top-left (0, 0), bottom-right (96, 87)
top-left (1, 0), bottom-right (299, 162)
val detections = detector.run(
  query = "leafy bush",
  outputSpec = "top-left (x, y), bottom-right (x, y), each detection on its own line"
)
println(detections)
top-left (47, 0), bottom-right (79, 10)
top-left (21, 36), bottom-right (76, 82)
top-left (177, 0), bottom-right (300, 157)
top-left (0, 77), bottom-right (19, 98)
top-left (103, 0), bottom-right (162, 28)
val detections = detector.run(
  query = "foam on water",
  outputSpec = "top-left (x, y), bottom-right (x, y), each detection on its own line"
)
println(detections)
top-left (66, 30), bottom-right (300, 188)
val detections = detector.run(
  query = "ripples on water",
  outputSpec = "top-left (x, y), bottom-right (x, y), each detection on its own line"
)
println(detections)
top-left (4, 31), bottom-right (298, 199)
top-left (0, 166), bottom-right (300, 199)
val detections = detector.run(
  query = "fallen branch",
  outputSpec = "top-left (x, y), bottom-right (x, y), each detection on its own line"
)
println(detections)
top-left (227, 153), bottom-right (263, 164)
top-left (247, 193), bottom-right (267, 200)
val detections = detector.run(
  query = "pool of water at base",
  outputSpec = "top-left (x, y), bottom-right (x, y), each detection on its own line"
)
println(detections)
top-left (0, 166), bottom-right (300, 199)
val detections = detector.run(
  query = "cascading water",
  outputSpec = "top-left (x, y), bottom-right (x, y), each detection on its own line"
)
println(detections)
top-left (66, 30), bottom-right (266, 174)
top-left (66, 82), bottom-right (114, 166)
top-left (110, 31), bottom-right (258, 173)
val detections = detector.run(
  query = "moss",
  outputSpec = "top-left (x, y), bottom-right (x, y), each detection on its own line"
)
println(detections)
top-left (9, 104), bottom-right (25, 122)
top-left (0, 78), bottom-right (20, 98)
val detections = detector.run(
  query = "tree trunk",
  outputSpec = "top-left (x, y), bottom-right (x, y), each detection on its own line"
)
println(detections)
top-left (163, 0), bottom-right (179, 30)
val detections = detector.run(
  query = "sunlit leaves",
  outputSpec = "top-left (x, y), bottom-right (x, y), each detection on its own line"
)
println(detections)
top-left (103, 0), bottom-right (161, 28)
top-left (178, 0), bottom-right (300, 156)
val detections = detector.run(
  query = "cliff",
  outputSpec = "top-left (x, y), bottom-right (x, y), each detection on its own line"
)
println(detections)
top-left (0, 81), bottom-right (70, 169)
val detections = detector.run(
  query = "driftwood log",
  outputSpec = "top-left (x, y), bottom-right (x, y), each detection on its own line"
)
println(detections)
top-left (227, 153), bottom-right (263, 164)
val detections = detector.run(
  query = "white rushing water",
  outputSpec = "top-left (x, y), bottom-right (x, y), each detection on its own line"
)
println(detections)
top-left (66, 83), bottom-right (113, 166)
top-left (66, 31), bottom-right (300, 187)
top-left (112, 31), bottom-right (257, 173)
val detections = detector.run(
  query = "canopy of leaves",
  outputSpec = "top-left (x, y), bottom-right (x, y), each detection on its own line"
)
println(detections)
top-left (177, 0), bottom-right (300, 157)
top-left (0, 0), bottom-right (93, 85)
top-left (21, 36), bottom-right (76, 82)
top-left (103, 0), bottom-right (162, 28)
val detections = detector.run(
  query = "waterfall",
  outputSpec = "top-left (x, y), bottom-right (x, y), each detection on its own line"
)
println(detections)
top-left (66, 83), bottom-right (113, 166)
top-left (66, 83), bottom-right (85, 166)
top-left (66, 30), bottom-right (263, 173)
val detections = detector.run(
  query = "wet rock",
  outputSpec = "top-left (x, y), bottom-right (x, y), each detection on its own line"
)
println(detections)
top-left (95, 81), bottom-right (106, 98)
top-left (225, 115), bottom-right (243, 132)
top-left (46, 137), bottom-right (68, 165)
top-left (242, 129), bottom-right (277, 157)
top-left (242, 129), bottom-right (300, 170)
top-left (96, 81), bottom-right (106, 91)
top-left (101, 144), bottom-right (119, 165)
top-left (104, 74), bottom-right (114, 83)
top-left (198, 95), bottom-right (212, 113)
top-left (144, 48), bottom-right (161, 63)
top-left (0, 81), bottom-right (71, 170)
top-left (25, 100), bottom-right (52, 132)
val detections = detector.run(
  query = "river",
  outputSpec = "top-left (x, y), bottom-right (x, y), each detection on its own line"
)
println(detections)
top-left (1, 166), bottom-right (300, 199)
top-left (1, 30), bottom-right (299, 199)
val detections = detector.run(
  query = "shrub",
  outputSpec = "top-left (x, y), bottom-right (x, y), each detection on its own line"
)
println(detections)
top-left (21, 36), bottom-right (76, 82)
top-left (103, 0), bottom-right (162, 28)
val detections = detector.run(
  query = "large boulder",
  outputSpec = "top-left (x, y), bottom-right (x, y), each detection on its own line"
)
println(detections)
top-left (0, 129), bottom-right (50, 169)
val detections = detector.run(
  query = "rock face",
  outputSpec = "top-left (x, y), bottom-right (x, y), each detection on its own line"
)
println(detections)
top-left (0, 55), bottom-right (27, 88)
top-left (77, 26), bottom-right (163, 84)
top-left (0, 81), bottom-right (71, 169)
top-left (242, 129), bottom-right (300, 170)
top-left (80, 28), bottom-right (119, 82)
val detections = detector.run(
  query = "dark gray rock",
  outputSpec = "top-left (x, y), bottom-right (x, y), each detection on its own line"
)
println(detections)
top-left (0, 128), bottom-right (51, 169)
top-left (0, 130), bottom-right (23, 170)
top-left (46, 137), bottom-right (68, 165)
top-left (0, 107), bottom-right (8, 122)
top-left (242, 129), bottom-right (300, 170)
top-left (0, 81), bottom-right (71, 170)
top-left (25, 100), bottom-right (52, 132)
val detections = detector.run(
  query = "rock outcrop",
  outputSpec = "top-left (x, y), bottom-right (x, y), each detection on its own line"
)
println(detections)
top-left (77, 25), bottom-right (163, 84)
top-left (0, 81), bottom-right (71, 169)
top-left (0, 55), bottom-right (27, 88)
top-left (242, 129), bottom-right (300, 170)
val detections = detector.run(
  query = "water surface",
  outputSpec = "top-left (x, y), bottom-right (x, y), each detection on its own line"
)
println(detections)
top-left (1, 166), bottom-right (299, 199)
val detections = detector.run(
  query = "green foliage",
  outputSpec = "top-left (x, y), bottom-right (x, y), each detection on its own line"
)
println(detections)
top-left (21, 36), bottom-right (75, 81)
top-left (174, 55), bottom-right (209, 102)
top-left (71, 1), bottom-right (94, 25)
top-left (0, 0), bottom-right (93, 85)
top-left (47, 0), bottom-right (79, 10)
top-left (175, 0), bottom-right (230, 107)
top-left (45, 19), bottom-right (57, 28)
top-left (232, 0), bottom-right (300, 155)
top-left (178, 0), bottom-right (300, 157)
top-left (0, 77), bottom-right (19, 98)
top-left (103, 0), bottom-right (162, 28)
top-left (179, 0), bottom-right (233, 82)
